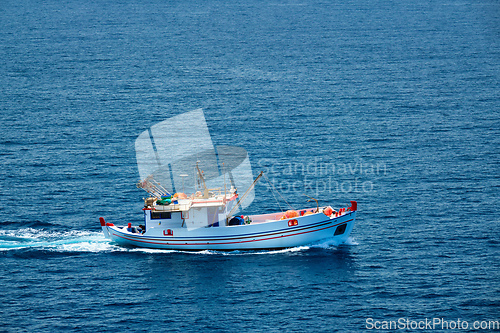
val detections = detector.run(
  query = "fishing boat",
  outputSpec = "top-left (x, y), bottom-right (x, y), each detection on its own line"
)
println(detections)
top-left (99, 171), bottom-right (357, 251)
top-left (99, 109), bottom-right (357, 250)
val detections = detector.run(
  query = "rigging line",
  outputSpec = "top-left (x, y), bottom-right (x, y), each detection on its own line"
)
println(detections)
top-left (262, 173), bottom-right (294, 211)
top-left (266, 176), bottom-right (284, 213)
top-left (227, 171), bottom-right (264, 219)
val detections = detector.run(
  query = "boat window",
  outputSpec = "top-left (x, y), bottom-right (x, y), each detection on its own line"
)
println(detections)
top-left (151, 212), bottom-right (172, 219)
top-left (334, 223), bottom-right (347, 236)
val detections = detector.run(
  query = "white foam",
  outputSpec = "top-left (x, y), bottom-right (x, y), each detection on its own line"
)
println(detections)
top-left (255, 246), bottom-right (310, 254)
top-left (51, 237), bottom-right (119, 253)
top-left (309, 238), bottom-right (341, 249)
top-left (128, 248), bottom-right (178, 254)
top-left (0, 246), bottom-right (29, 251)
top-left (344, 237), bottom-right (359, 246)
top-left (308, 236), bottom-right (359, 249)
top-left (0, 228), bottom-right (118, 252)
top-left (0, 228), bottom-right (96, 240)
top-left (119, 247), bottom-right (312, 256)
top-left (200, 246), bottom-right (311, 256)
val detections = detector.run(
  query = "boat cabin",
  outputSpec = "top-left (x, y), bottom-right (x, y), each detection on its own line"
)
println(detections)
top-left (142, 190), bottom-right (239, 233)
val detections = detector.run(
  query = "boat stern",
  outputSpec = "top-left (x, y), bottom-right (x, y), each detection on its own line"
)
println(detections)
top-left (99, 217), bottom-right (111, 239)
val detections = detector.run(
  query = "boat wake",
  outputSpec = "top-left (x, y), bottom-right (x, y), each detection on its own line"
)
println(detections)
top-left (0, 226), bottom-right (114, 253)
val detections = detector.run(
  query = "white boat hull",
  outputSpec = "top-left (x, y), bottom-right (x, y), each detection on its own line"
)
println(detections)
top-left (101, 211), bottom-right (356, 251)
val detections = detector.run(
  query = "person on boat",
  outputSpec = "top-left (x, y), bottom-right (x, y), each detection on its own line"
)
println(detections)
top-left (228, 215), bottom-right (245, 225)
top-left (127, 223), bottom-right (140, 233)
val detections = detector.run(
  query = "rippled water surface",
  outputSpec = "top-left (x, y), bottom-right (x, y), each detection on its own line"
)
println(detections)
top-left (1, 0), bottom-right (499, 332)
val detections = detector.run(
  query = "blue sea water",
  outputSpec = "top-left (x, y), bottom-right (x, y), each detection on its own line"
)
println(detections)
top-left (1, 0), bottom-right (499, 332)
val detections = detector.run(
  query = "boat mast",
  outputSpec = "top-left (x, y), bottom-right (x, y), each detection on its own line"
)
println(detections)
top-left (196, 161), bottom-right (209, 198)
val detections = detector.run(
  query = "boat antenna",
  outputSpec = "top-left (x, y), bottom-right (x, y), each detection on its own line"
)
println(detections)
top-left (180, 174), bottom-right (188, 194)
top-left (303, 194), bottom-right (319, 213)
top-left (223, 162), bottom-right (227, 199)
top-left (227, 171), bottom-right (264, 220)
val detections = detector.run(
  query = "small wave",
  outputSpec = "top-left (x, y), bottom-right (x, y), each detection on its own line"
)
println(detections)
top-left (0, 220), bottom-right (55, 229)
top-left (128, 248), bottom-right (179, 254)
top-left (215, 246), bottom-right (311, 255)
top-left (309, 239), bottom-right (341, 249)
top-left (0, 227), bottom-right (92, 240)
top-left (344, 237), bottom-right (359, 246)
top-left (257, 246), bottom-right (311, 254)
top-left (307, 236), bottom-right (358, 249)
top-left (53, 237), bottom-right (119, 253)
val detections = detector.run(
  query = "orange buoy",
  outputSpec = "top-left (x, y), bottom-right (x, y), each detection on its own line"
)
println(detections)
top-left (323, 207), bottom-right (333, 216)
top-left (173, 192), bottom-right (188, 199)
top-left (284, 210), bottom-right (299, 219)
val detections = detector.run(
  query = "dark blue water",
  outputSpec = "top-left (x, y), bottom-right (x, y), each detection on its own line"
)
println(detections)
top-left (1, 0), bottom-right (499, 331)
